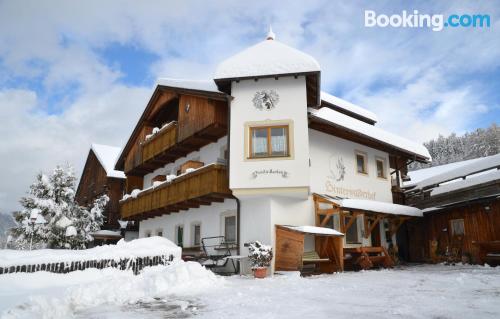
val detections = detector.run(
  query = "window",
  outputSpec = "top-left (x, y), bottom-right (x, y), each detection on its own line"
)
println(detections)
top-left (145, 231), bottom-right (152, 238)
top-left (176, 225), bottom-right (184, 247)
top-left (376, 158), bottom-right (386, 179)
top-left (345, 216), bottom-right (360, 244)
top-left (356, 152), bottom-right (368, 174)
top-left (157, 230), bottom-right (163, 237)
top-left (193, 224), bottom-right (201, 246)
top-left (450, 219), bottom-right (465, 236)
top-left (224, 215), bottom-right (236, 243)
top-left (249, 125), bottom-right (289, 158)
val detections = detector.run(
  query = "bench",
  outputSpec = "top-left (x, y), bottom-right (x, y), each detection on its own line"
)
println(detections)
top-left (473, 241), bottom-right (500, 266)
top-left (301, 251), bottom-right (330, 275)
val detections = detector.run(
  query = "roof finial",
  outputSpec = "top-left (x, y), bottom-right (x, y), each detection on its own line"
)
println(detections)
top-left (266, 25), bottom-right (275, 40)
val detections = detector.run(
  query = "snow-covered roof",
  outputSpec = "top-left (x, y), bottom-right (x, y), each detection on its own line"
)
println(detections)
top-left (321, 91), bottom-right (378, 124)
top-left (405, 157), bottom-right (484, 186)
top-left (431, 169), bottom-right (500, 196)
top-left (406, 153), bottom-right (500, 191)
top-left (214, 38), bottom-right (320, 80)
top-left (316, 194), bottom-right (422, 217)
top-left (309, 107), bottom-right (431, 160)
top-left (91, 229), bottom-right (122, 238)
top-left (91, 144), bottom-right (126, 179)
top-left (284, 225), bottom-right (344, 236)
top-left (156, 78), bottom-right (222, 94)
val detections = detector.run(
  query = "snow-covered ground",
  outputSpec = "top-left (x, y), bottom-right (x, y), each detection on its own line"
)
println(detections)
top-left (1, 262), bottom-right (499, 319)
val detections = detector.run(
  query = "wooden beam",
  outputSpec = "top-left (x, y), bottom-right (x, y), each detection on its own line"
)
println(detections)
top-left (364, 215), bottom-right (383, 239)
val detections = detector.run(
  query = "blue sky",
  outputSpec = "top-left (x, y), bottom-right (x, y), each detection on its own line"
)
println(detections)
top-left (0, 0), bottom-right (498, 212)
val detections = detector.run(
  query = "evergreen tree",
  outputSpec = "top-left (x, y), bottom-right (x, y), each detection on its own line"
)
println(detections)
top-left (410, 123), bottom-right (499, 170)
top-left (11, 165), bottom-right (108, 249)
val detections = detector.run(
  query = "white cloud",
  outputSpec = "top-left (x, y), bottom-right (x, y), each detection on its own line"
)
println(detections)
top-left (0, 0), bottom-right (499, 212)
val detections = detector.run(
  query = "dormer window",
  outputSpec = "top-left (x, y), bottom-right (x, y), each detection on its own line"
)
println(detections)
top-left (249, 125), bottom-right (289, 158)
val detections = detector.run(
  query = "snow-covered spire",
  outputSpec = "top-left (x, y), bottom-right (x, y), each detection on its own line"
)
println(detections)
top-left (266, 26), bottom-right (275, 40)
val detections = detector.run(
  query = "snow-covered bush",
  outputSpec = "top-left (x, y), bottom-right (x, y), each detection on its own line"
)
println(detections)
top-left (11, 164), bottom-right (108, 250)
top-left (247, 241), bottom-right (273, 269)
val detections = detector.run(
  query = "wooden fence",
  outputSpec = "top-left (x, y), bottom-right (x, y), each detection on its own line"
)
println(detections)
top-left (0, 254), bottom-right (175, 276)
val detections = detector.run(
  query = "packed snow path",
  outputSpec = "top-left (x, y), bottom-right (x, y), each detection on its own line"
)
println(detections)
top-left (1, 263), bottom-right (499, 318)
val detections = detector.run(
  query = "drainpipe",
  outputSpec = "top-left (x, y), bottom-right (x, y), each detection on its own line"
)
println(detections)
top-left (224, 91), bottom-right (240, 257)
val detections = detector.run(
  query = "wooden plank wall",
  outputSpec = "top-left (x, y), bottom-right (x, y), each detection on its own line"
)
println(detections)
top-left (407, 199), bottom-right (500, 262)
top-left (75, 150), bottom-right (125, 229)
top-left (177, 95), bottom-right (227, 141)
top-left (275, 226), bottom-right (304, 271)
top-left (142, 123), bottom-right (177, 162)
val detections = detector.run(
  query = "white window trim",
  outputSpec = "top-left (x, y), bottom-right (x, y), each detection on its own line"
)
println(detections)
top-left (191, 222), bottom-right (202, 247)
top-left (220, 210), bottom-right (237, 243)
top-left (355, 150), bottom-right (369, 176)
top-left (375, 156), bottom-right (388, 180)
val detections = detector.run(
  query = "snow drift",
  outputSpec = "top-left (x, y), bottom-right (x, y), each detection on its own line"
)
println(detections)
top-left (0, 236), bottom-right (181, 268)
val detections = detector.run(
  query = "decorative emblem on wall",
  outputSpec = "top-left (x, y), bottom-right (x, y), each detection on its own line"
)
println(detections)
top-left (185, 102), bottom-right (191, 113)
top-left (252, 90), bottom-right (279, 110)
top-left (251, 169), bottom-right (289, 179)
top-left (329, 155), bottom-right (346, 182)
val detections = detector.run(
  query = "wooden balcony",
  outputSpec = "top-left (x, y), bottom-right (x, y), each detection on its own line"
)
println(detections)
top-left (125, 119), bottom-right (227, 176)
top-left (120, 164), bottom-right (232, 220)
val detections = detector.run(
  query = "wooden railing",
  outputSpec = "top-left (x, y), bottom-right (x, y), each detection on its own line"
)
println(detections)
top-left (120, 164), bottom-right (231, 219)
top-left (142, 122), bottom-right (177, 163)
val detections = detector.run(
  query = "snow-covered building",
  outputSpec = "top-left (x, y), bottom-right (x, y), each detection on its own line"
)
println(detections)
top-left (115, 30), bottom-right (431, 273)
top-left (76, 144), bottom-right (138, 243)
top-left (403, 154), bottom-right (500, 264)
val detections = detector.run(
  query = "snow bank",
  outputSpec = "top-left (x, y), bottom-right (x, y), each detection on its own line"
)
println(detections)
top-left (0, 237), bottom-right (181, 268)
top-left (309, 107), bottom-right (431, 160)
top-left (1, 261), bottom-right (221, 319)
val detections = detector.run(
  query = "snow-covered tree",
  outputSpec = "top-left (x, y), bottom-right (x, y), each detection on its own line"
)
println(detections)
top-left (11, 165), bottom-right (109, 249)
top-left (410, 123), bottom-right (499, 170)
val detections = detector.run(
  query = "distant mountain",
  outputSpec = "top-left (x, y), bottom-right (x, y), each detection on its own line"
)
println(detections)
top-left (0, 212), bottom-right (17, 248)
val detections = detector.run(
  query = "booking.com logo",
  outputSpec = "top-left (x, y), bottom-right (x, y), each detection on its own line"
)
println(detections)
top-left (365, 10), bottom-right (490, 31)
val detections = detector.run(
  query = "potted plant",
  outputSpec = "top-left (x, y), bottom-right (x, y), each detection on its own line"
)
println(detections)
top-left (248, 241), bottom-right (273, 278)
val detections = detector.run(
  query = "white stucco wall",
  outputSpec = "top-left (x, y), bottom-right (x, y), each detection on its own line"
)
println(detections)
top-left (309, 129), bottom-right (393, 202)
top-left (229, 76), bottom-right (310, 194)
top-left (139, 199), bottom-right (237, 247)
top-left (143, 136), bottom-right (227, 188)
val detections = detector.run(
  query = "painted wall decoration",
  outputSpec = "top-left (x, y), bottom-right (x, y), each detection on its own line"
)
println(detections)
top-left (325, 154), bottom-right (376, 200)
top-left (252, 90), bottom-right (279, 110)
top-left (251, 169), bottom-right (289, 179)
top-left (328, 155), bottom-right (346, 182)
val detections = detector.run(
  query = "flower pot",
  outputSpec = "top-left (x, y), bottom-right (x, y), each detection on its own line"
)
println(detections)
top-left (253, 267), bottom-right (267, 278)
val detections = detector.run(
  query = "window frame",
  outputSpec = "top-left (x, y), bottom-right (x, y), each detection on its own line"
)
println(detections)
top-left (344, 215), bottom-right (362, 244)
top-left (156, 229), bottom-right (163, 237)
top-left (248, 125), bottom-right (290, 159)
top-left (221, 212), bottom-right (237, 244)
top-left (192, 223), bottom-right (201, 247)
top-left (175, 224), bottom-right (184, 247)
top-left (450, 219), bottom-right (465, 236)
top-left (375, 157), bottom-right (387, 179)
top-left (355, 151), bottom-right (368, 175)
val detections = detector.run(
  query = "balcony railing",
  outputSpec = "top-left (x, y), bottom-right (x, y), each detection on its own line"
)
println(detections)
top-left (120, 164), bottom-right (231, 220)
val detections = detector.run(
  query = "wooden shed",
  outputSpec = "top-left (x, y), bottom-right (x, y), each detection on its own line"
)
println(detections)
top-left (275, 225), bottom-right (344, 274)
